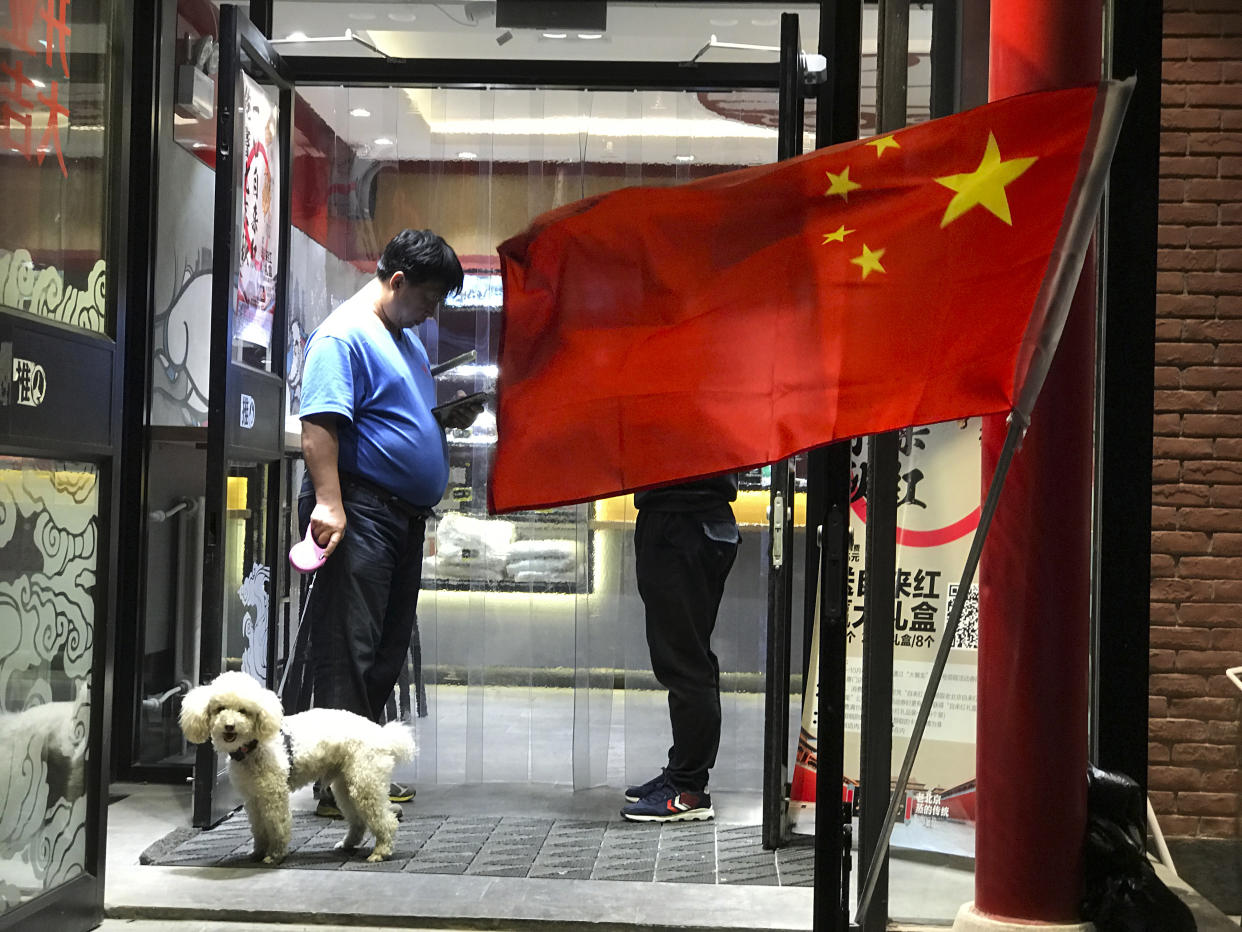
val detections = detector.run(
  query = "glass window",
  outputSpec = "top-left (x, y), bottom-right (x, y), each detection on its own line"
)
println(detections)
top-left (0, 0), bottom-right (115, 336)
top-left (0, 457), bottom-right (98, 914)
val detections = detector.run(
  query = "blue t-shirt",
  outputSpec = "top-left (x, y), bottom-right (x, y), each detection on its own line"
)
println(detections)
top-left (300, 305), bottom-right (448, 507)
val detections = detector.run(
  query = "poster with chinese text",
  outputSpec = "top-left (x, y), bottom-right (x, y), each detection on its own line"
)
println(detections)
top-left (234, 72), bottom-right (279, 351)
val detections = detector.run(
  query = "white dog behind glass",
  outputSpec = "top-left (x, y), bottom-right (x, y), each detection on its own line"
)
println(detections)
top-left (179, 670), bottom-right (415, 863)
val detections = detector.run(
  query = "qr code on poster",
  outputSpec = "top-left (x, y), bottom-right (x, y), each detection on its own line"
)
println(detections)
top-left (948, 583), bottom-right (979, 649)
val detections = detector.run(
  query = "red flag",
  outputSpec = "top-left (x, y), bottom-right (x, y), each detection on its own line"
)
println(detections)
top-left (490, 83), bottom-right (1122, 514)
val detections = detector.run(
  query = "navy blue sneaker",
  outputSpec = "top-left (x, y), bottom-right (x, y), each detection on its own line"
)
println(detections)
top-left (621, 783), bottom-right (714, 822)
top-left (624, 771), bottom-right (667, 803)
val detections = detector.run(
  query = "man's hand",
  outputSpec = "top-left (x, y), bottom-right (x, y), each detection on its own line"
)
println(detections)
top-left (434, 391), bottom-right (486, 431)
top-left (309, 501), bottom-right (347, 557)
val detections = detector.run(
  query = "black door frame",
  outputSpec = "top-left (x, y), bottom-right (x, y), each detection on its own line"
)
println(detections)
top-left (191, 3), bottom-right (295, 827)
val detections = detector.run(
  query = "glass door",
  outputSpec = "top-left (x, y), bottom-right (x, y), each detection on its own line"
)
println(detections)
top-left (0, 0), bottom-right (126, 926)
top-left (192, 4), bottom-right (294, 828)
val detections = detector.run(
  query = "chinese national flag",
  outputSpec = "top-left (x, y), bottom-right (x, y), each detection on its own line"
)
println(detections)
top-left (490, 82), bottom-right (1125, 514)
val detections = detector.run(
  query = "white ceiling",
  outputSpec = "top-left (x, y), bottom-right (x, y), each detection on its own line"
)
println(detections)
top-left (273, 2), bottom-right (934, 166)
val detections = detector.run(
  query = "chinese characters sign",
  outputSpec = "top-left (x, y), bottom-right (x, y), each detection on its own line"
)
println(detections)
top-left (2, 0), bottom-right (73, 176)
top-left (234, 72), bottom-right (279, 351)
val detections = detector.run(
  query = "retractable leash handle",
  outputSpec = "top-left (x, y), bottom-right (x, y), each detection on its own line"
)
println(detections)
top-left (289, 525), bottom-right (328, 573)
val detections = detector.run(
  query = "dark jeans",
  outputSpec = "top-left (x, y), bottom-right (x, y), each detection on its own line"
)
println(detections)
top-left (634, 508), bottom-right (739, 793)
top-left (298, 474), bottom-right (429, 724)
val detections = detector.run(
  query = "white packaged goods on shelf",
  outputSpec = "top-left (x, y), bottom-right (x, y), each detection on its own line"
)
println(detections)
top-left (435, 511), bottom-right (516, 555)
top-left (507, 539), bottom-right (577, 561)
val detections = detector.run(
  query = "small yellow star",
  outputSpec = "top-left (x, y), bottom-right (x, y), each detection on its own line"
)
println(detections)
top-left (822, 224), bottom-right (855, 245)
top-left (850, 244), bottom-right (886, 279)
top-left (867, 135), bottom-right (901, 157)
top-left (935, 132), bottom-right (1038, 227)
top-left (824, 166), bottom-right (862, 201)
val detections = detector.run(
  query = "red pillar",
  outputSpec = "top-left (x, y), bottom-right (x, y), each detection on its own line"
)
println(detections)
top-left (974, 0), bottom-right (1101, 924)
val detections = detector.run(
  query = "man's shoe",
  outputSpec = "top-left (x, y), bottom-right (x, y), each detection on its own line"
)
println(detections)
top-left (624, 771), bottom-right (667, 803)
top-left (388, 782), bottom-right (416, 803)
top-left (315, 787), bottom-right (342, 819)
top-left (621, 783), bottom-right (714, 822)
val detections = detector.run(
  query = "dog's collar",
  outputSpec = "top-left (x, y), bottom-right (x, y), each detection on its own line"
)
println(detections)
top-left (228, 739), bottom-right (259, 761)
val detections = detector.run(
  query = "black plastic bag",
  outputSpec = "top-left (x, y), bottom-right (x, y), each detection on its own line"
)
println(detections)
top-left (1081, 765), bottom-right (1196, 932)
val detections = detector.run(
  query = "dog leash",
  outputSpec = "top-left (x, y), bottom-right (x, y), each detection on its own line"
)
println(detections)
top-left (275, 569), bottom-right (317, 704)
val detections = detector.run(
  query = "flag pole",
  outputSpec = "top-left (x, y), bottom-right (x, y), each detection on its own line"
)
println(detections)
top-left (853, 409), bottom-right (1027, 927)
top-left (854, 76), bottom-right (1134, 928)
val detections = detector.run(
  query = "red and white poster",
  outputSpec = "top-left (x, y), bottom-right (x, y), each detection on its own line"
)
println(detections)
top-left (790, 418), bottom-right (980, 857)
top-left (234, 72), bottom-right (279, 350)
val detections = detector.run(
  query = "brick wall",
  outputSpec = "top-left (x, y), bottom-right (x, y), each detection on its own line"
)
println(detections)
top-left (1151, 0), bottom-right (1242, 843)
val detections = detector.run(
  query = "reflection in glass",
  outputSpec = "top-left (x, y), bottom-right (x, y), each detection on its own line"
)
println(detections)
top-left (223, 464), bottom-right (270, 681)
top-left (0, 0), bottom-right (113, 335)
top-left (0, 458), bottom-right (96, 913)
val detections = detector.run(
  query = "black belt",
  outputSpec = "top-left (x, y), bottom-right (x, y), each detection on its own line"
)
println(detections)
top-left (339, 472), bottom-right (434, 521)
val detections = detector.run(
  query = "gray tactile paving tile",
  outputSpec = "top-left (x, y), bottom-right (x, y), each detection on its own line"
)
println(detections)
top-left (142, 807), bottom-right (811, 886)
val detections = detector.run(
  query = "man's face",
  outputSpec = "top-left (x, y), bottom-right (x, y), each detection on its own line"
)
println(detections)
top-left (389, 273), bottom-right (448, 328)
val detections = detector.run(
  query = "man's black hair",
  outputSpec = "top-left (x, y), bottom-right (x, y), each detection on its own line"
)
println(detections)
top-left (376, 229), bottom-right (464, 295)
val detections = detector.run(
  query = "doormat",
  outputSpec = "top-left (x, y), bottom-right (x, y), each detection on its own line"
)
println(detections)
top-left (140, 810), bottom-right (816, 886)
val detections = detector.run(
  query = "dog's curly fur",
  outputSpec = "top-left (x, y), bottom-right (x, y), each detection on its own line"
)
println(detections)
top-left (179, 671), bottom-right (415, 863)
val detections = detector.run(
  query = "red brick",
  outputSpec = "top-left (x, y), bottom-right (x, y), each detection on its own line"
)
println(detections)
top-left (1151, 626), bottom-right (1214, 649)
top-left (1188, 226), bottom-right (1242, 248)
top-left (1153, 553), bottom-right (1177, 576)
top-left (1175, 792), bottom-right (1238, 816)
top-left (1157, 270), bottom-right (1187, 293)
top-left (1161, 177), bottom-right (1188, 202)
top-left (1212, 532), bottom-right (1242, 555)
top-left (1168, 697), bottom-right (1239, 720)
top-left (1149, 765), bottom-right (1205, 790)
top-left (1179, 556), bottom-right (1242, 578)
top-left (1182, 366), bottom-right (1242, 389)
top-left (1202, 768), bottom-right (1242, 791)
top-left (1211, 628), bottom-right (1242, 649)
top-left (1152, 460), bottom-right (1181, 482)
top-left (1156, 318), bottom-right (1184, 339)
top-left (1152, 673), bottom-right (1210, 697)
top-left (1210, 485), bottom-right (1242, 506)
top-left (1206, 581), bottom-right (1242, 603)
top-left (1155, 366), bottom-right (1181, 389)
top-left (1224, 205), bottom-right (1242, 224)
top-left (1155, 389), bottom-right (1215, 412)
top-left (1158, 815), bottom-right (1202, 835)
top-left (1189, 133), bottom-right (1242, 156)
top-left (1151, 649), bottom-right (1178, 672)
top-left (1154, 436), bottom-right (1214, 458)
top-left (1160, 226), bottom-right (1191, 249)
top-left (1150, 716), bottom-right (1207, 740)
top-left (1149, 790), bottom-right (1177, 811)
top-left (1196, 818), bottom-right (1239, 838)
top-left (1156, 342), bottom-right (1214, 366)
top-left (1152, 602), bottom-right (1178, 623)
top-left (1177, 602), bottom-right (1242, 624)
top-left (1217, 438), bottom-right (1242, 458)
top-left (1222, 157), bottom-right (1242, 177)
top-left (1215, 345), bottom-right (1242, 364)
top-left (1183, 460), bottom-right (1242, 482)
top-left (1163, 58), bottom-right (1225, 81)
top-left (1172, 743), bottom-right (1237, 766)
top-left (1164, 37), bottom-right (1190, 59)
top-left (1187, 271), bottom-right (1242, 294)
top-left (1156, 577), bottom-right (1216, 600)
top-left (1150, 504), bottom-right (1178, 527)
top-left (1162, 132), bottom-right (1190, 156)
top-left (1162, 155), bottom-right (1221, 178)
top-left (1164, 84), bottom-right (1190, 108)
top-left (1190, 84), bottom-right (1242, 109)
top-left (1150, 742), bottom-right (1172, 762)
top-left (1220, 250), bottom-right (1242, 271)
top-left (1151, 695), bottom-right (1169, 716)
top-left (1158, 248), bottom-right (1217, 272)
top-left (1178, 508), bottom-right (1240, 531)
top-left (1209, 674), bottom-right (1242, 697)
top-left (1151, 486), bottom-right (1207, 507)
top-left (1160, 203), bottom-right (1217, 225)
top-left (1218, 392), bottom-right (1242, 412)
top-left (1207, 721), bottom-right (1240, 743)
top-left (1164, 11), bottom-right (1220, 35)
top-left (1154, 413), bottom-right (1184, 434)
top-left (1182, 414), bottom-right (1242, 437)
top-left (1175, 649), bottom-right (1242, 672)
top-left (1165, 109), bottom-right (1222, 132)
top-left (1153, 530), bottom-right (1212, 554)
top-left (1185, 319), bottom-right (1242, 342)
top-left (1187, 37), bottom-right (1242, 60)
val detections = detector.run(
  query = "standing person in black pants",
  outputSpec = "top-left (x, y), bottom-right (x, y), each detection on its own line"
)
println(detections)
top-left (621, 474), bottom-right (740, 822)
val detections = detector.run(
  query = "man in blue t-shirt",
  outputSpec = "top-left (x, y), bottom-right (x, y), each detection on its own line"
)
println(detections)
top-left (298, 229), bottom-right (483, 816)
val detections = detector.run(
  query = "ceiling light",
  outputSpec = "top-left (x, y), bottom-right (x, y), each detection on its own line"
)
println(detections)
top-left (457, 151), bottom-right (478, 160)
top-left (751, 18), bottom-right (779, 27)
top-left (347, 12), bottom-right (376, 21)
top-left (709, 18), bottom-right (738, 27)
top-left (30, 78), bottom-right (46, 88)
top-left (541, 32), bottom-right (567, 39)
top-left (675, 154), bottom-right (695, 162)
top-left (387, 11), bottom-right (417, 22)
top-left (373, 137), bottom-right (394, 145)
top-left (349, 107), bottom-right (371, 117)
top-left (285, 30), bottom-right (307, 41)
top-left (577, 33), bottom-right (603, 40)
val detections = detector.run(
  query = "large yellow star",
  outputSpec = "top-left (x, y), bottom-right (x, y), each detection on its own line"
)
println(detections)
top-left (935, 132), bottom-right (1037, 227)
top-left (850, 244), bottom-right (886, 279)
top-left (867, 135), bottom-right (901, 157)
top-left (824, 166), bottom-right (862, 201)
top-left (822, 224), bottom-right (855, 245)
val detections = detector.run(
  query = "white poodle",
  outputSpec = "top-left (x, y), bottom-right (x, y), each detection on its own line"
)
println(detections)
top-left (179, 671), bottom-right (415, 863)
